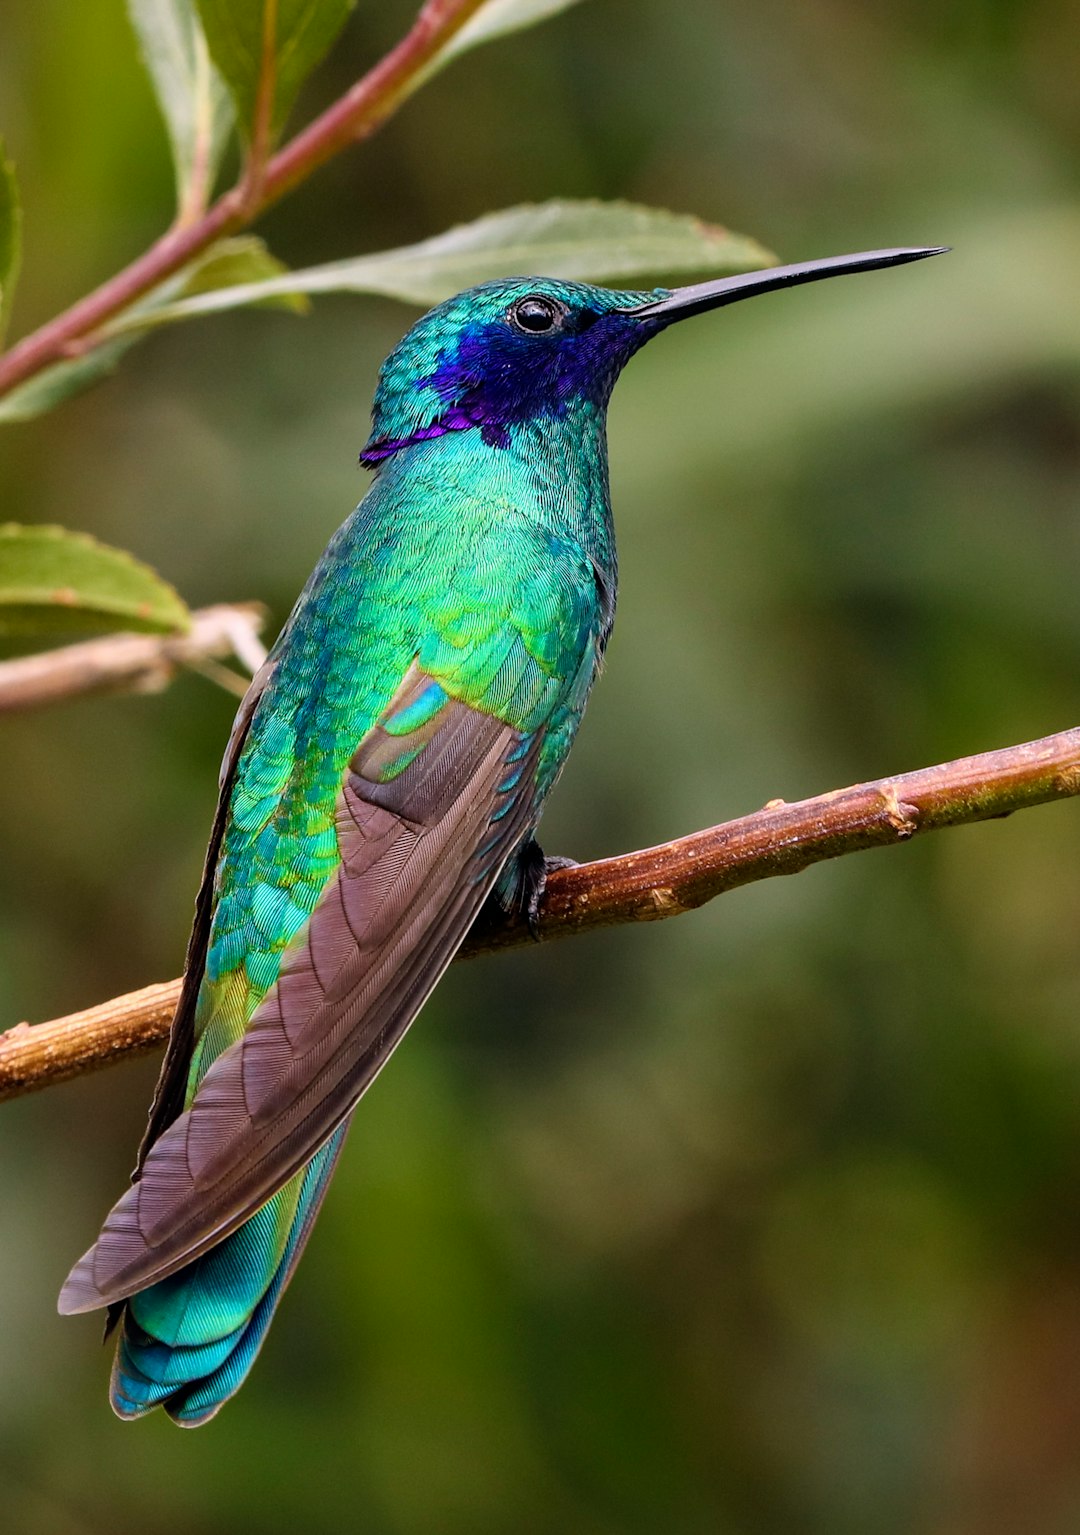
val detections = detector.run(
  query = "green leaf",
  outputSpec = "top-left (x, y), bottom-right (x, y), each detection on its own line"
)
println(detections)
top-left (0, 139), bottom-right (22, 347)
top-left (0, 195), bottom-right (767, 423)
top-left (125, 199), bottom-right (777, 324)
top-left (173, 233), bottom-right (309, 312)
top-left (128, 0), bottom-right (235, 218)
top-left (426, 0), bottom-right (586, 78)
top-left (194, 0), bottom-right (356, 143)
top-left (0, 525), bottom-right (191, 637)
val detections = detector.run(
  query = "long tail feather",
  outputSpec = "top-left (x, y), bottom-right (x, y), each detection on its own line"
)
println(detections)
top-left (110, 1121), bottom-right (348, 1425)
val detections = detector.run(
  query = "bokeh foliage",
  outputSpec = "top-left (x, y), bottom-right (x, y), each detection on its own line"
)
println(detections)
top-left (3, 1), bottom-right (1080, 1532)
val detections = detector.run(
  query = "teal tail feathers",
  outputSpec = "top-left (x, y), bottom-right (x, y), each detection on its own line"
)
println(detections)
top-left (109, 1122), bottom-right (348, 1426)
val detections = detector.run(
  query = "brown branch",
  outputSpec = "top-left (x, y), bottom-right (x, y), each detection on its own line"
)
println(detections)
top-left (0, 603), bottom-right (266, 713)
top-left (3, 724), bottom-right (1079, 1103)
top-left (0, 0), bottom-right (489, 398)
top-left (0, 983), bottom-right (184, 1102)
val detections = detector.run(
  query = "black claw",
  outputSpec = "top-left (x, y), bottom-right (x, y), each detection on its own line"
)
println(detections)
top-left (487, 838), bottom-right (578, 940)
top-left (524, 850), bottom-right (578, 940)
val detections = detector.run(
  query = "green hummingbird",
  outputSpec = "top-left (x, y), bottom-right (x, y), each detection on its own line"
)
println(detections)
top-left (59, 245), bottom-right (944, 1423)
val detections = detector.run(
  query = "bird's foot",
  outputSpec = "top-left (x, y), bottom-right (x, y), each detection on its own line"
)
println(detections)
top-left (491, 839), bottom-right (579, 940)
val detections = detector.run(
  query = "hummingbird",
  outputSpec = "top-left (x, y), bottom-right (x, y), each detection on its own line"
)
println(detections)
top-left (59, 244), bottom-right (944, 1423)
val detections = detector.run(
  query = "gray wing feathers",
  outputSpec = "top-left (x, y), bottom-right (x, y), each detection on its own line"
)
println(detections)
top-left (135, 658), bottom-right (277, 1170)
top-left (60, 684), bottom-right (539, 1314)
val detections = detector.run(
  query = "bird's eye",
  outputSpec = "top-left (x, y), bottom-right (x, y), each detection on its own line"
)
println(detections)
top-left (509, 296), bottom-right (563, 334)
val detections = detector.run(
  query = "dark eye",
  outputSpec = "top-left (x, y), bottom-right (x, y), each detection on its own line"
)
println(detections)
top-left (509, 295), bottom-right (563, 334)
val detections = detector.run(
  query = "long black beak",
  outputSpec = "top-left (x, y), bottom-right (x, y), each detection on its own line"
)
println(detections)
top-left (623, 246), bottom-right (948, 322)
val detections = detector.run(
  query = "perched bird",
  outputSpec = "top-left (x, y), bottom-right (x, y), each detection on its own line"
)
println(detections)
top-left (59, 246), bottom-right (944, 1423)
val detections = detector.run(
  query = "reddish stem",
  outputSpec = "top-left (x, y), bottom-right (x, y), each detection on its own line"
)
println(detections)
top-left (0, 0), bottom-right (488, 398)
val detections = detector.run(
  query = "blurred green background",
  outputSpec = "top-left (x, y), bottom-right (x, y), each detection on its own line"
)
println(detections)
top-left (5, 1), bottom-right (1080, 1530)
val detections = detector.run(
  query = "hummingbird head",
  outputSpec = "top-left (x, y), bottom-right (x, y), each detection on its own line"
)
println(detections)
top-left (360, 247), bottom-right (947, 466)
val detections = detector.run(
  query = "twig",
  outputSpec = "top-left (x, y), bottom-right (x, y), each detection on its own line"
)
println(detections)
top-left (3, 724), bottom-right (1078, 1102)
top-left (0, 0), bottom-right (489, 399)
top-left (0, 984), bottom-right (184, 1101)
top-left (0, 603), bottom-right (266, 713)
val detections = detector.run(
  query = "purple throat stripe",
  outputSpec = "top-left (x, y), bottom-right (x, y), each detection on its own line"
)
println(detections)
top-left (360, 403), bottom-right (510, 465)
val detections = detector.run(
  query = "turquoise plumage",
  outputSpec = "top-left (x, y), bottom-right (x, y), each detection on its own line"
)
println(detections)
top-left (60, 249), bottom-right (944, 1423)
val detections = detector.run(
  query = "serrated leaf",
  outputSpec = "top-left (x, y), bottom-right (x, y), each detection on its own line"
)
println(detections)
top-left (0, 525), bottom-right (191, 637)
top-left (128, 0), bottom-right (235, 218)
top-left (195, 0), bottom-right (355, 144)
top-left (0, 140), bottom-right (22, 347)
top-left (124, 199), bottom-right (777, 325)
top-left (424, 0), bottom-right (585, 80)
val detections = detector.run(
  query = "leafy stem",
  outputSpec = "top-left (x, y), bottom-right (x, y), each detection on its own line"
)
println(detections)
top-left (0, 0), bottom-right (489, 400)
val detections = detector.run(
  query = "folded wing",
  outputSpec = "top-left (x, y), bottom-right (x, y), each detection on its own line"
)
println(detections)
top-left (60, 664), bottom-right (541, 1313)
